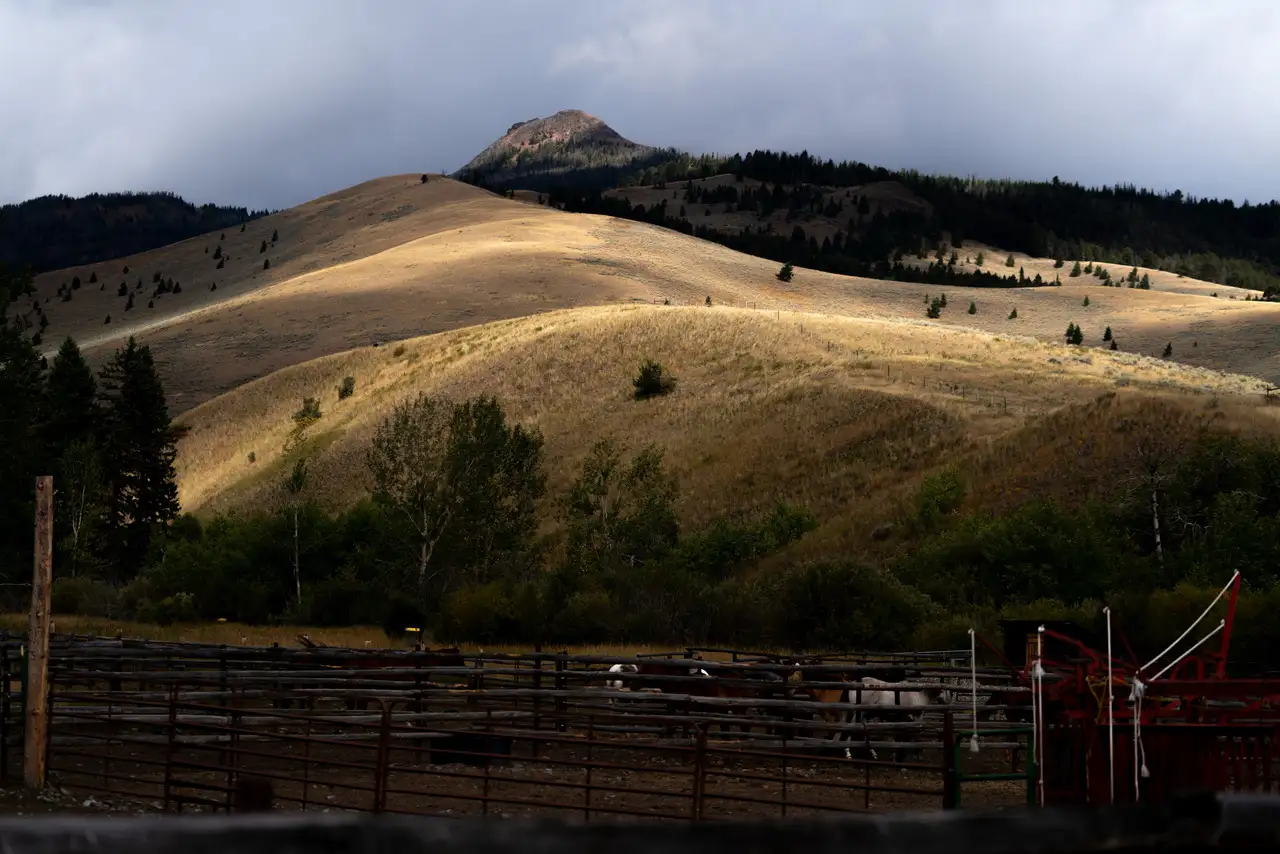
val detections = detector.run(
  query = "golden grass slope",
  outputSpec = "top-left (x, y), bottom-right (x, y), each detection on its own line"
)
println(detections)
top-left (176, 305), bottom-right (1280, 561)
top-left (23, 174), bottom-right (1280, 414)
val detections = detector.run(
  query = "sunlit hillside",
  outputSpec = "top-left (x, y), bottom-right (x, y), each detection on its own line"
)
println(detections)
top-left (175, 305), bottom-right (1279, 561)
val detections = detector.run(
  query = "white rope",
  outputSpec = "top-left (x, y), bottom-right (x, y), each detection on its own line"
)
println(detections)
top-left (968, 628), bottom-right (979, 753)
top-left (1104, 605), bottom-right (1114, 805)
top-left (1035, 625), bottom-right (1046, 806)
top-left (1130, 676), bottom-right (1148, 799)
top-left (1150, 619), bottom-right (1226, 681)
top-left (1142, 570), bottom-right (1239, 673)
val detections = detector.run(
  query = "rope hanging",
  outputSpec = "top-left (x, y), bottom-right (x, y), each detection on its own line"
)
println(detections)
top-left (1104, 605), bottom-right (1115, 805)
top-left (968, 628), bottom-right (979, 753)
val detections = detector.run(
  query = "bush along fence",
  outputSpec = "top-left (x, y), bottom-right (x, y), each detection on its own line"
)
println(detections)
top-left (2, 636), bottom-right (1051, 818)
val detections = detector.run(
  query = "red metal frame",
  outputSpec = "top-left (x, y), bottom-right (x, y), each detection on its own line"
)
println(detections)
top-left (977, 574), bottom-right (1280, 805)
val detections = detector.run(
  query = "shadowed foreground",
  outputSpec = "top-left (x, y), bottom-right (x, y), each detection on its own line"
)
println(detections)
top-left (0, 791), bottom-right (1272, 854)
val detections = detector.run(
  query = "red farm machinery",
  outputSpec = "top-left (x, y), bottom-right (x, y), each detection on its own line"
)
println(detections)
top-left (975, 571), bottom-right (1280, 806)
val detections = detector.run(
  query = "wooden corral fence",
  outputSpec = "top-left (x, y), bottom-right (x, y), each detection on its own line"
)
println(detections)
top-left (0, 635), bottom-right (1045, 818)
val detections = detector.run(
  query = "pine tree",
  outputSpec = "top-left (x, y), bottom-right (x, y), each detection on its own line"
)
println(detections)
top-left (940, 293), bottom-right (948, 308)
top-left (263, 259), bottom-right (270, 270)
top-left (1008, 308), bottom-right (1018, 319)
top-left (46, 337), bottom-right (98, 463)
top-left (1070, 261), bottom-right (1082, 277)
top-left (97, 338), bottom-right (179, 577)
top-left (1110, 339), bottom-right (1118, 351)
top-left (260, 240), bottom-right (267, 253)
top-left (1163, 342), bottom-right (1173, 358)
top-left (0, 297), bottom-right (46, 577)
top-left (1082, 295), bottom-right (1090, 307)
top-left (1103, 326), bottom-right (1112, 341)
top-left (1139, 273), bottom-right (1151, 289)
top-left (968, 301), bottom-right (976, 314)
top-left (975, 251), bottom-right (985, 267)
top-left (777, 262), bottom-right (794, 282)
top-left (89, 271), bottom-right (97, 284)
top-left (1065, 323), bottom-right (1083, 345)
top-left (1005, 254), bottom-right (1015, 267)
top-left (271, 229), bottom-right (279, 243)
top-left (1054, 258), bottom-right (1064, 268)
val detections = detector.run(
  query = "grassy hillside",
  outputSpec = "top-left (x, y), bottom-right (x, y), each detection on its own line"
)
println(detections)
top-left (13, 174), bottom-right (1280, 414)
top-left (176, 304), bottom-right (1275, 537)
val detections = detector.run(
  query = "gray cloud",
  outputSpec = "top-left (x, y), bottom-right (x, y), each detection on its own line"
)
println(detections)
top-left (2, 0), bottom-right (1277, 210)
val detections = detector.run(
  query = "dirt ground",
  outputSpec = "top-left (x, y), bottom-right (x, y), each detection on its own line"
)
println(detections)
top-left (24, 728), bottom-right (1029, 821)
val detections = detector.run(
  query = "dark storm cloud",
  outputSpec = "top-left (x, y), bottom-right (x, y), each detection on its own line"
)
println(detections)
top-left (2, 0), bottom-right (1277, 210)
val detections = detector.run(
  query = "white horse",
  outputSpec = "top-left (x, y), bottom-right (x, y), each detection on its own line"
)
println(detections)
top-left (605, 662), bottom-right (639, 691)
top-left (850, 677), bottom-right (953, 762)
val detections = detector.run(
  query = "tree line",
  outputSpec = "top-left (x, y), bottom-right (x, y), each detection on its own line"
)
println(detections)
top-left (480, 147), bottom-right (1280, 295)
top-left (1, 269), bottom-right (179, 589)
top-left (0, 191), bottom-right (272, 275)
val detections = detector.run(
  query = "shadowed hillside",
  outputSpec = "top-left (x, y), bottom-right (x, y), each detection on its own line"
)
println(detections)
top-left (0, 191), bottom-right (269, 274)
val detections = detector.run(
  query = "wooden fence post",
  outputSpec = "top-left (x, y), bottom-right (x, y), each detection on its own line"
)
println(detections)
top-left (24, 475), bottom-right (53, 791)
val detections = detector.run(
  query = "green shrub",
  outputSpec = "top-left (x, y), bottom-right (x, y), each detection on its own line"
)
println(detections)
top-left (51, 577), bottom-right (120, 618)
top-left (916, 467), bottom-right (967, 529)
top-left (337, 376), bottom-right (356, 400)
top-left (137, 592), bottom-right (198, 626)
top-left (773, 560), bottom-right (933, 651)
top-left (633, 359), bottom-right (676, 399)
top-left (294, 397), bottom-right (322, 423)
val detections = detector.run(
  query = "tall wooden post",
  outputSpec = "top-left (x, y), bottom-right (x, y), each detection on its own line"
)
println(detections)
top-left (25, 475), bottom-right (53, 790)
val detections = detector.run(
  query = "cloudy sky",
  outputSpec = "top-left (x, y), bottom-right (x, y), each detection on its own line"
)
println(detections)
top-left (2, 0), bottom-right (1277, 210)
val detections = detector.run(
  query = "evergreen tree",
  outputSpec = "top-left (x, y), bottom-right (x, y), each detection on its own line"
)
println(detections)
top-left (1163, 342), bottom-right (1173, 358)
top-left (940, 293), bottom-right (948, 308)
top-left (1103, 326), bottom-right (1112, 342)
top-left (263, 259), bottom-right (271, 270)
top-left (271, 229), bottom-right (279, 243)
top-left (1139, 273), bottom-right (1151, 289)
top-left (46, 337), bottom-right (98, 462)
top-left (97, 337), bottom-right (179, 576)
top-left (975, 251), bottom-right (985, 267)
top-left (1082, 295), bottom-right (1090, 307)
top-left (777, 262), bottom-right (794, 282)
top-left (260, 240), bottom-right (267, 253)
top-left (0, 295), bottom-right (46, 580)
top-left (1008, 308), bottom-right (1018, 319)
top-left (1110, 339), bottom-right (1118, 351)
top-left (1065, 323), bottom-right (1083, 345)
top-left (1005, 254), bottom-right (1015, 267)
top-left (968, 301), bottom-right (976, 314)
top-left (1070, 261), bottom-right (1083, 277)
top-left (1054, 258), bottom-right (1064, 268)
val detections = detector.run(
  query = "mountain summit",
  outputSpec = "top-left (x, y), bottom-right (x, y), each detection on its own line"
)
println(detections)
top-left (456, 109), bottom-right (678, 191)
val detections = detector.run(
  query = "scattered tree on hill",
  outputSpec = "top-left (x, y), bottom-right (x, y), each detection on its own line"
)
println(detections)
top-left (96, 337), bottom-right (180, 577)
top-left (1139, 273), bottom-right (1151, 289)
top-left (338, 376), bottom-right (356, 400)
top-left (263, 259), bottom-right (270, 270)
top-left (213, 245), bottom-right (221, 259)
top-left (1103, 326), bottom-right (1113, 341)
top-left (1018, 266), bottom-right (1026, 281)
top-left (1070, 261), bottom-right (1082, 277)
top-left (104, 314), bottom-right (110, 324)
top-left (1082, 295), bottom-right (1091, 306)
top-left (122, 266), bottom-right (129, 274)
top-left (705, 295), bottom-right (712, 307)
top-left (939, 293), bottom-right (948, 308)
top-left (777, 262), bottom-right (794, 282)
top-left (975, 251), bottom-right (984, 267)
top-left (1128, 266), bottom-right (1140, 283)
top-left (968, 301), bottom-right (976, 314)
top-left (1005, 254), bottom-right (1015, 267)
top-left (294, 397), bottom-right (322, 423)
top-left (1084, 262), bottom-right (1094, 274)
top-left (216, 259), bottom-right (225, 269)
top-left (1163, 342), bottom-right (1173, 358)
top-left (271, 229), bottom-right (278, 243)
top-left (260, 240), bottom-right (267, 253)
top-left (1054, 258), bottom-right (1064, 268)
top-left (949, 250), bottom-right (960, 266)
top-left (173, 281), bottom-right (181, 294)
top-left (926, 297), bottom-right (942, 318)
top-left (1110, 339), bottom-right (1117, 350)
top-left (147, 300), bottom-right (154, 309)
top-left (72, 276), bottom-right (81, 290)
top-left (1065, 322), bottom-right (1083, 345)
top-left (210, 283), bottom-right (217, 291)
top-left (634, 359), bottom-right (677, 400)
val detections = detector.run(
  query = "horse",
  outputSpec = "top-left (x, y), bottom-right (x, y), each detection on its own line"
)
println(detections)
top-left (853, 676), bottom-right (952, 761)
